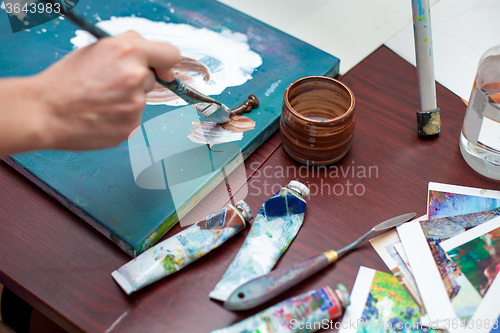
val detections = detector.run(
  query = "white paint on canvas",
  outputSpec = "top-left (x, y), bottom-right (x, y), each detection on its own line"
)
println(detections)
top-left (70, 16), bottom-right (262, 106)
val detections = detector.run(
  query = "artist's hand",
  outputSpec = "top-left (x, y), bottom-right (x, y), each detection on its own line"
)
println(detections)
top-left (33, 31), bottom-right (181, 151)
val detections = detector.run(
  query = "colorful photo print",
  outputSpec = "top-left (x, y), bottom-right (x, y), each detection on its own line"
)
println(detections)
top-left (394, 243), bottom-right (411, 273)
top-left (419, 212), bottom-right (500, 320)
top-left (358, 271), bottom-right (425, 333)
top-left (427, 182), bottom-right (500, 219)
top-left (445, 226), bottom-right (500, 297)
top-left (339, 267), bottom-right (443, 333)
top-left (370, 221), bottom-right (428, 310)
top-left (399, 193), bottom-right (500, 332)
top-left (383, 242), bottom-right (422, 309)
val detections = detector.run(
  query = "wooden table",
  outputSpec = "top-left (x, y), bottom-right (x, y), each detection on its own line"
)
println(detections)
top-left (1, 46), bottom-right (499, 333)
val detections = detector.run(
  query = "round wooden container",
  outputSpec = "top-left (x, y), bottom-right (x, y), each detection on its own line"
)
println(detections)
top-left (280, 76), bottom-right (355, 166)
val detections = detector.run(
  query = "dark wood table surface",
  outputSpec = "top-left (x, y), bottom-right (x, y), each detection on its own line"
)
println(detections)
top-left (1, 45), bottom-right (499, 333)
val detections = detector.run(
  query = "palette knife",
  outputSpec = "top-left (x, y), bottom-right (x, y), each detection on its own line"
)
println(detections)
top-left (224, 212), bottom-right (416, 311)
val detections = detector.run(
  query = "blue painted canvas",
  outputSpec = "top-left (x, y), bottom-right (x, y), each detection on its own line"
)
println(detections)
top-left (0, 0), bottom-right (340, 256)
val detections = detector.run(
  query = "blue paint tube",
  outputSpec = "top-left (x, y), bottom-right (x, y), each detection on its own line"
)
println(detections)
top-left (209, 180), bottom-right (309, 301)
top-left (112, 200), bottom-right (253, 295)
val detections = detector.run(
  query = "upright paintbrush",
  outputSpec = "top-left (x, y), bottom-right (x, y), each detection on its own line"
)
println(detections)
top-left (43, 0), bottom-right (232, 124)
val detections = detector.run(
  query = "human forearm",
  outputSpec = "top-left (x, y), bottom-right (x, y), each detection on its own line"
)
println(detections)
top-left (0, 76), bottom-right (53, 158)
top-left (0, 32), bottom-right (180, 158)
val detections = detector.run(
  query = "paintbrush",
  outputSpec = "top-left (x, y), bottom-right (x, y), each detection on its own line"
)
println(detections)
top-left (45, 0), bottom-right (231, 124)
top-left (223, 212), bottom-right (416, 311)
top-left (411, 0), bottom-right (440, 136)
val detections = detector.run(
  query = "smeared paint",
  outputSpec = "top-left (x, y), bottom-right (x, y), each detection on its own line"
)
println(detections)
top-left (187, 95), bottom-right (259, 147)
top-left (112, 202), bottom-right (251, 295)
top-left (173, 56), bottom-right (211, 80)
top-left (230, 94), bottom-right (259, 115)
top-left (412, 0), bottom-right (427, 21)
top-left (222, 115), bottom-right (256, 132)
top-left (146, 56), bottom-right (211, 105)
top-left (210, 181), bottom-right (309, 301)
top-left (412, 0), bottom-right (425, 16)
top-left (211, 286), bottom-right (348, 333)
top-left (188, 119), bottom-right (243, 146)
top-left (70, 16), bottom-right (263, 106)
top-left (188, 115), bottom-right (255, 147)
top-left (265, 80), bottom-right (281, 96)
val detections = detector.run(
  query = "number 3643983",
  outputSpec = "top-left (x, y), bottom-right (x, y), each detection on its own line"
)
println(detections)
top-left (5, 2), bottom-right (61, 14)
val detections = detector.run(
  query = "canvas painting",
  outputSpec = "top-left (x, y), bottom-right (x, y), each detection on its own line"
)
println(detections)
top-left (0, 0), bottom-right (340, 256)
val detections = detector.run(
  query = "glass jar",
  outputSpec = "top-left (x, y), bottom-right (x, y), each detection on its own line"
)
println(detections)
top-left (460, 44), bottom-right (500, 180)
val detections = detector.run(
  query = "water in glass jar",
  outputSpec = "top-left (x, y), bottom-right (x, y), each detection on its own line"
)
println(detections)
top-left (460, 86), bottom-right (500, 180)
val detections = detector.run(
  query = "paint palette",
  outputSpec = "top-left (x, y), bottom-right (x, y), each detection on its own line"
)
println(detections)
top-left (0, 0), bottom-right (340, 256)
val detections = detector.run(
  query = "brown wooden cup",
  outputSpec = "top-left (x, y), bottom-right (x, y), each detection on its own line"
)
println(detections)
top-left (280, 76), bottom-right (355, 166)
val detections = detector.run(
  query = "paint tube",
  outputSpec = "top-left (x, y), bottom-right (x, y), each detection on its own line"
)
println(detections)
top-left (210, 285), bottom-right (349, 333)
top-left (112, 200), bottom-right (253, 295)
top-left (210, 180), bottom-right (309, 301)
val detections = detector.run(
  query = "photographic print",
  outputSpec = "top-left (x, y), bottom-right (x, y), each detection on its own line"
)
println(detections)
top-left (441, 225), bottom-right (500, 298)
top-left (393, 243), bottom-right (412, 274)
top-left (370, 222), bottom-right (425, 309)
top-left (398, 213), bottom-right (500, 332)
top-left (420, 210), bottom-right (500, 321)
top-left (427, 182), bottom-right (500, 219)
top-left (339, 267), bottom-right (442, 333)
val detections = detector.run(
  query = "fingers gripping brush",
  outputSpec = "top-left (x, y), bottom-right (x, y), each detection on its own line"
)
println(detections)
top-left (46, 0), bottom-right (232, 124)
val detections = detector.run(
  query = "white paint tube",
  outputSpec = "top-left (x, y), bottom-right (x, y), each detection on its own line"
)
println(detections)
top-left (209, 180), bottom-right (309, 301)
top-left (112, 200), bottom-right (252, 295)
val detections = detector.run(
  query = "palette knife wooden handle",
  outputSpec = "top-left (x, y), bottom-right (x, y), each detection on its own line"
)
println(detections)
top-left (223, 250), bottom-right (338, 311)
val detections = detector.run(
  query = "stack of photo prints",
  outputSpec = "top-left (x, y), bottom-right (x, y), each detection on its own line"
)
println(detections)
top-left (339, 182), bottom-right (500, 333)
